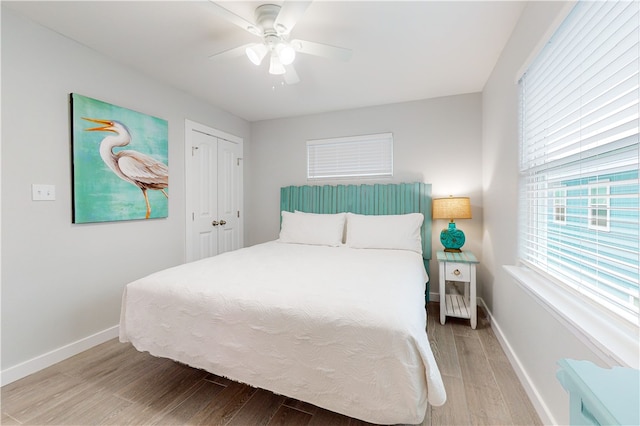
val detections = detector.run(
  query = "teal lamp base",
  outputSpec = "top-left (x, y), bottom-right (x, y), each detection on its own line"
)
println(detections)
top-left (440, 221), bottom-right (466, 252)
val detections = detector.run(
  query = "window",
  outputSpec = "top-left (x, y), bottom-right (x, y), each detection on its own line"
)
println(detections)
top-left (553, 189), bottom-right (567, 224)
top-left (518, 0), bottom-right (639, 324)
top-left (307, 133), bottom-right (393, 179)
top-left (588, 184), bottom-right (610, 231)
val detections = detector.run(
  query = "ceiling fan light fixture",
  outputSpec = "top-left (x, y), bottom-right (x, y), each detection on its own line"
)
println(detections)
top-left (269, 54), bottom-right (286, 75)
top-left (246, 44), bottom-right (268, 65)
top-left (209, 1), bottom-right (351, 84)
top-left (276, 42), bottom-right (296, 65)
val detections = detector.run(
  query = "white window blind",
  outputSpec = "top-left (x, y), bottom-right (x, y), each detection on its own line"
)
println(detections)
top-left (519, 0), bottom-right (639, 324)
top-left (307, 133), bottom-right (393, 179)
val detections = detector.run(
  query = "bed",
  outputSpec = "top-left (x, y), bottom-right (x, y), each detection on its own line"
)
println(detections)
top-left (119, 182), bottom-right (446, 425)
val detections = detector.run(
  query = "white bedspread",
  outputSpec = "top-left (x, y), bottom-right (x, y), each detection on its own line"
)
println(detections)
top-left (119, 241), bottom-right (446, 424)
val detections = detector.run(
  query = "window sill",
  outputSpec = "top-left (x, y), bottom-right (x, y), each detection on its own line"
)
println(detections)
top-left (503, 265), bottom-right (639, 369)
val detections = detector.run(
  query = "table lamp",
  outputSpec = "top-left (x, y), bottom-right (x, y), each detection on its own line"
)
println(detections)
top-left (433, 196), bottom-right (472, 252)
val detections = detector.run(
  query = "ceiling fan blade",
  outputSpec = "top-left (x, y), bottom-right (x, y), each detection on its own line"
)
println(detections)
top-left (208, 1), bottom-right (262, 36)
top-left (209, 43), bottom-right (256, 60)
top-left (274, 1), bottom-right (312, 35)
top-left (291, 39), bottom-right (352, 62)
top-left (284, 64), bottom-right (300, 85)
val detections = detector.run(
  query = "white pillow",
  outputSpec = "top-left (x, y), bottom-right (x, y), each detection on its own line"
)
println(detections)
top-left (279, 211), bottom-right (346, 247)
top-left (345, 212), bottom-right (424, 254)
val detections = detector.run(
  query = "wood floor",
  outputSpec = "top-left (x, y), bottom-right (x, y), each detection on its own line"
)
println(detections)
top-left (2, 302), bottom-right (541, 425)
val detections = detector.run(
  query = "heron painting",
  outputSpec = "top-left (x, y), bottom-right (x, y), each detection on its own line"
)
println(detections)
top-left (71, 94), bottom-right (169, 223)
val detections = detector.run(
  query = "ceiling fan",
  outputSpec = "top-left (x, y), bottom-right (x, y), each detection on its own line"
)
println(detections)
top-left (208, 1), bottom-right (352, 84)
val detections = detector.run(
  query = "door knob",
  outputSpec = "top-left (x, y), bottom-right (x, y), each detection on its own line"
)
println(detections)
top-left (212, 220), bottom-right (219, 226)
top-left (219, 220), bottom-right (227, 225)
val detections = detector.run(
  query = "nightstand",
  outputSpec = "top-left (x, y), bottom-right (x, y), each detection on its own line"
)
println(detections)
top-left (557, 359), bottom-right (639, 425)
top-left (437, 250), bottom-right (479, 329)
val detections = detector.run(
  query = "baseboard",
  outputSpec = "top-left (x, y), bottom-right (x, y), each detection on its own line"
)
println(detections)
top-left (1, 325), bottom-right (119, 386)
top-left (477, 298), bottom-right (558, 426)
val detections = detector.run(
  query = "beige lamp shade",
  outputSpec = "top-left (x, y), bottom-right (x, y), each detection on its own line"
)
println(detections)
top-left (432, 197), bottom-right (472, 221)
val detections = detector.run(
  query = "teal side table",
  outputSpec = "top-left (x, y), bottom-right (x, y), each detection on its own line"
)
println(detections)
top-left (557, 359), bottom-right (640, 425)
top-left (436, 250), bottom-right (479, 329)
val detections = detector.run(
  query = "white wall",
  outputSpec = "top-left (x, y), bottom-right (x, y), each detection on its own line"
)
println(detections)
top-left (1, 8), bottom-right (251, 375)
top-left (248, 95), bottom-right (483, 294)
top-left (481, 2), bottom-right (611, 424)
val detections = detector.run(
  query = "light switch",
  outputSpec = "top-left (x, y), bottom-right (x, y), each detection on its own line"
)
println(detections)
top-left (32, 184), bottom-right (56, 201)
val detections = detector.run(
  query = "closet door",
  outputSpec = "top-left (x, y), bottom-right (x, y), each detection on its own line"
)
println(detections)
top-left (187, 123), bottom-right (243, 261)
top-left (191, 130), bottom-right (220, 259)
top-left (216, 138), bottom-right (242, 255)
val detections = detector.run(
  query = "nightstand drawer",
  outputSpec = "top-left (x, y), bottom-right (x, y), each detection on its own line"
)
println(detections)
top-left (445, 262), bottom-right (470, 281)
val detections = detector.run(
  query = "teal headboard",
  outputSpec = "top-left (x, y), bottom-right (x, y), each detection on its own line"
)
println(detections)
top-left (280, 182), bottom-right (433, 301)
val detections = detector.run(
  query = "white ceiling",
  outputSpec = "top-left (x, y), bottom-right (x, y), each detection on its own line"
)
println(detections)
top-left (4, 1), bottom-right (526, 122)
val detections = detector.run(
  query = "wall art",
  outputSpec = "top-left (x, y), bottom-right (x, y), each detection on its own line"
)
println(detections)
top-left (71, 93), bottom-right (169, 223)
